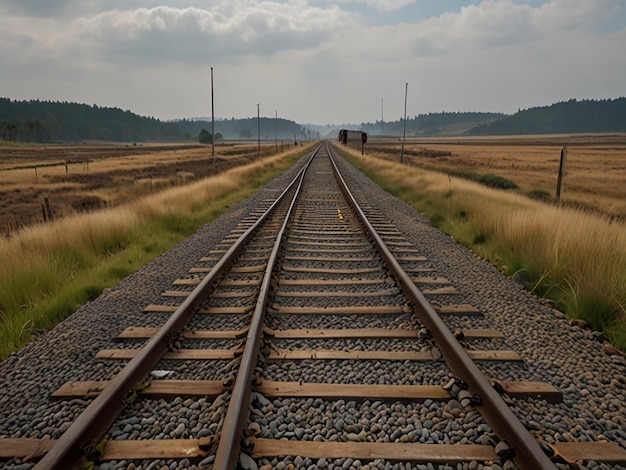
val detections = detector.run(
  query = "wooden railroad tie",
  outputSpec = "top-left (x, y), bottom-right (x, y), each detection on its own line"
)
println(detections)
top-left (95, 347), bottom-right (520, 362)
top-left (267, 304), bottom-right (481, 316)
top-left (3, 438), bottom-right (624, 464)
top-left (52, 379), bottom-right (561, 403)
top-left (264, 348), bottom-right (522, 362)
top-left (117, 326), bottom-right (502, 341)
top-left (143, 305), bottom-right (251, 315)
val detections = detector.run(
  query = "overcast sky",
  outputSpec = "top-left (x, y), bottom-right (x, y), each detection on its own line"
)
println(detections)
top-left (1, 0), bottom-right (624, 124)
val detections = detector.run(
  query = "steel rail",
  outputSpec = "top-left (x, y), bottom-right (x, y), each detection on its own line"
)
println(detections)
top-left (34, 147), bottom-right (318, 470)
top-left (326, 142), bottom-right (557, 470)
top-left (213, 145), bottom-right (320, 469)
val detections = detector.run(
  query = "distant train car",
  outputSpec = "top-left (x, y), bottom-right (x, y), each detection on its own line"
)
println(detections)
top-left (338, 129), bottom-right (367, 152)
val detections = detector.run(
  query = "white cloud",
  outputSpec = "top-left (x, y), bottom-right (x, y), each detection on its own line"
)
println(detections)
top-left (334, 0), bottom-right (415, 11)
top-left (18, 3), bottom-right (352, 65)
top-left (0, 0), bottom-right (624, 123)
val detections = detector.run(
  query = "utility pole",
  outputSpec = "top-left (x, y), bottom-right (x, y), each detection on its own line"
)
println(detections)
top-left (381, 98), bottom-right (384, 136)
top-left (556, 146), bottom-right (567, 204)
top-left (400, 83), bottom-right (408, 164)
top-left (275, 110), bottom-right (278, 152)
top-left (257, 103), bottom-right (261, 156)
top-left (211, 67), bottom-right (215, 159)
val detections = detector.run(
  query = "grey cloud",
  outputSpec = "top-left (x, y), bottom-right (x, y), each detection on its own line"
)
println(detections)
top-left (67, 5), bottom-right (348, 64)
top-left (0, 0), bottom-right (99, 17)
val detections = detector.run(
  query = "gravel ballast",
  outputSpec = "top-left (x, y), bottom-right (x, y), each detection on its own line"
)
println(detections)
top-left (0, 145), bottom-right (625, 470)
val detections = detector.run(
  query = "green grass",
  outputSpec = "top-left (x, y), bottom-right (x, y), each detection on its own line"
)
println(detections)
top-left (0, 145), bottom-right (309, 359)
top-left (0, 139), bottom-right (28, 147)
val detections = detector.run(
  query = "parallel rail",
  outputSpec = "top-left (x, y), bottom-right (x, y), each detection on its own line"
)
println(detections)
top-left (33, 146), bottom-right (320, 469)
top-left (2, 142), bottom-right (623, 469)
top-left (328, 145), bottom-right (555, 469)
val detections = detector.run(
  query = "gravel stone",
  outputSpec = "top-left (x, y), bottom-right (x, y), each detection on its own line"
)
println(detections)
top-left (1, 147), bottom-right (626, 470)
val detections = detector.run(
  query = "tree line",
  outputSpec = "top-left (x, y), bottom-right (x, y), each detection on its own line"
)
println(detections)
top-left (0, 98), bottom-right (320, 143)
top-left (468, 98), bottom-right (626, 135)
top-left (3, 97), bottom-right (624, 143)
top-left (175, 117), bottom-right (319, 142)
top-left (0, 98), bottom-right (182, 142)
top-left (309, 111), bottom-right (506, 138)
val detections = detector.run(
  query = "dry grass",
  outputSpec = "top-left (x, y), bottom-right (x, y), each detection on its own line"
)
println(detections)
top-left (0, 142), bottom-right (282, 234)
top-left (366, 134), bottom-right (626, 218)
top-left (0, 144), bottom-right (310, 359)
top-left (337, 139), bottom-right (626, 350)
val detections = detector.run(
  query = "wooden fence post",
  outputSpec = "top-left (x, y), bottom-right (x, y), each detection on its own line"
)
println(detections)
top-left (42, 195), bottom-right (53, 222)
top-left (556, 146), bottom-right (567, 205)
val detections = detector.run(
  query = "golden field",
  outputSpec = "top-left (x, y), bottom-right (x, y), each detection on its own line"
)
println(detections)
top-left (0, 142), bottom-right (283, 235)
top-left (365, 133), bottom-right (626, 218)
top-left (337, 135), bottom-right (626, 350)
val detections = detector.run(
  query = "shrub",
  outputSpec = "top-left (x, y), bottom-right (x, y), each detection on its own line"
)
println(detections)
top-left (448, 169), bottom-right (480, 181)
top-left (527, 189), bottom-right (552, 202)
top-left (448, 170), bottom-right (518, 190)
top-left (430, 213), bottom-right (445, 228)
top-left (476, 173), bottom-right (518, 190)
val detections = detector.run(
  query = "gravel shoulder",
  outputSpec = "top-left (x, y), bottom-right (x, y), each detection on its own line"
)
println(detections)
top-left (1, 146), bottom-right (625, 469)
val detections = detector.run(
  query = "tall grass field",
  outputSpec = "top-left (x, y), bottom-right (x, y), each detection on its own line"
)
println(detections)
top-left (335, 143), bottom-right (626, 351)
top-left (0, 145), bottom-right (310, 359)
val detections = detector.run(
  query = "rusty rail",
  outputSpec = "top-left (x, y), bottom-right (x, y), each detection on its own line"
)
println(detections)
top-left (212, 144), bottom-right (320, 469)
top-left (327, 142), bottom-right (556, 470)
top-left (34, 146), bottom-right (319, 470)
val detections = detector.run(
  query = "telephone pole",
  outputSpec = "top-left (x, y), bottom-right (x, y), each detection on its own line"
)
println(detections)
top-left (211, 67), bottom-right (215, 159)
top-left (275, 110), bottom-right (278, 152)
top-left (400, 83), bottom-right (408, 164)
top-left (381, 98), bottom-right (384, 136)
top-left (257, 103), bottom-right (261, 156)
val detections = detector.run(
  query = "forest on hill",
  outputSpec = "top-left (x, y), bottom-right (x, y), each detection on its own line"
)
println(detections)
top-left (0, 98), bottom-right (181, 142)
top-left (174, 117), bottom-right (319, 142)
top-left (467, 98), bottom-right (626, 135)
top-left (326, 111), bottom-right (507, 138)
top-left (0, 98), bottom-right (317, 143)
top-left (1, 97), bottom-right (624, 143)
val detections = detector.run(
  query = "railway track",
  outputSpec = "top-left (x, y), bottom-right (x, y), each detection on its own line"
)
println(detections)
top-left (1, 142), bottom-right (626, 469)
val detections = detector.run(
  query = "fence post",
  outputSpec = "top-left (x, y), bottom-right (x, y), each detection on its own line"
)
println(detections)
top-left (556, 146), bottom-right (567, 205)
top-left (42, 195), bottom-right (53, 222)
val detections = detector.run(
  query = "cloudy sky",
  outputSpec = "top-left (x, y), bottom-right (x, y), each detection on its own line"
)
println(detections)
top-left (1, 0), bottom-right (624, 124)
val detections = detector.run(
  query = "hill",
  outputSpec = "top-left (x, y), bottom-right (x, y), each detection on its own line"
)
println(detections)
top-left (0, 98), bottom-right (182, 142)
top-left (0, 98), bottom-right (319, 143)
top-left (173, 118), bottom-right (319, 142)
top-left (468, 98), bottom-right (626, 135)
top-left (308, 111), bottom-right (506, 139)
top-left (2, 97), bottom-right (625, 143)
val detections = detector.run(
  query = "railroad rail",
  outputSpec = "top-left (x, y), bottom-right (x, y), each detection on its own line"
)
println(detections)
top-left (1, 142), bottom-right (625, 469)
